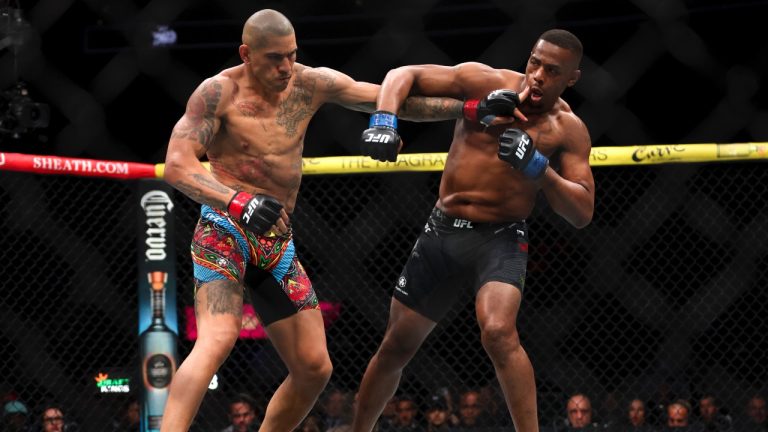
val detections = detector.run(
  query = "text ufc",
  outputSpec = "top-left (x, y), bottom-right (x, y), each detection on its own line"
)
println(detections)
top-left (364, 133), bottom-right (391, 143)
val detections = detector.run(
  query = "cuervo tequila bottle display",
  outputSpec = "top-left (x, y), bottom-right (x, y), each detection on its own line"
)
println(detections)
top-left (140, 271), bottom-right (178, 430)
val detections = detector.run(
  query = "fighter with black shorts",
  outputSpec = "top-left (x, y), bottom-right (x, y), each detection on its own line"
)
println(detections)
top-left (353, 29), bottom-right (595, 432)
top-left (394, 208), bottom-right (529, 322)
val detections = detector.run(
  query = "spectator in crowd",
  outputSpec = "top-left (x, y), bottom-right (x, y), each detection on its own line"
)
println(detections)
top-left (423, 393), bottom-right (451, 432)
top-left (111, 397), bottom-right (139, 432)
top-left (648, 384), bottom-right (677, 427)
top-left (320, 388), bottom-right (350, 431)
top-left (544, 393), bottom-right (603, 431)
top-left (734, 395), bottom-right (766, 432)
top-left (385, 395), bottom-right (421, 432)
top-left (478, 382), bottom-right (513, 428)
top-left (2, 400), bottom-right (30, 432)
top-left (456, 390), bottom-right (482, 429)
top-left (376, 397), bottom-right (399, 432)
top-left (567, 394), bottom-right (602, 431)
top-left (39, 405), bottom-right (65, 432)
top-left (428, 388), bottom-right (457, 427)
top-left (660, 400), bottom-right (703, 431)
top-left (221, 393), bottom-right (259, 432)
top-left (328, 392), bottom-right (357, 432)
top-left (295, 412), bottom-right (322, 432)
top-left (695, 395), bottom-right (731, 432)
top-left (611, 398), bottom-right (655, 432)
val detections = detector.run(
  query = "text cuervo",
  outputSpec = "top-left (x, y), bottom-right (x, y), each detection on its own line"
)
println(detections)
top-left (141, 191), bottom-right (174, 261)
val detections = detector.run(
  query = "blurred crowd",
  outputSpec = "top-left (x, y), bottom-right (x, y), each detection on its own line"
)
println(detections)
top-left (286, 387), bottom-right (766, 432)
top-left (198, 385), bottom-right (768, 432)
top-left (1, 393), bottom-right (139, 432)
top-left (3, 386), bottom-right (765, 432)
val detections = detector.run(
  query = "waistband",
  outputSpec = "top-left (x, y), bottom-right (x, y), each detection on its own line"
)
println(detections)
top-left (200, 205), bottom-right (292, 239)
top-left (429, 207), bottom-right (525, 230)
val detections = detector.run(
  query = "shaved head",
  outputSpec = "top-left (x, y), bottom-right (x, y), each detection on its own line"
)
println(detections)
top-left (242, 9), bottom-right (294, 48)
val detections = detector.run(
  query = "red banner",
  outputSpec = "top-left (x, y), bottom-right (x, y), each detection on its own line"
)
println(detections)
top-left (0, 152), bottom-right (157, 179)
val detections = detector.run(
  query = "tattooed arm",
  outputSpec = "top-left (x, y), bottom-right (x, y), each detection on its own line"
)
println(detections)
top-left (164, 76), bottom-right (236, 209)
top-left (310, 66), bottom-right (466, 122)
top-left (398, 96), bottom-right (463, 122)
top-left (376, 62), bottom-right (525, 123)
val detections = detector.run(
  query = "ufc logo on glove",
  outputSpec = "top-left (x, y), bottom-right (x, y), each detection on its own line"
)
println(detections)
top-left (242, 200), bottom-right (258, 224)
top-left (364, 133), bottom-right (391, 143)
top-left (515, 135), bottom-right (530, 160)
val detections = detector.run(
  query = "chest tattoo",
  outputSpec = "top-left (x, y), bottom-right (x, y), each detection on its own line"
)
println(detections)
top-left (236, 101), bottom-right (263, 117)
top-left (276, 68), bottom-right (316, 137)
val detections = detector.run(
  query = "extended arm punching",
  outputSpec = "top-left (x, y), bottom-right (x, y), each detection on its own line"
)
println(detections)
top-left (316, 66), bottom-right (465, 122)
top-left (361, 63), bottom-right (529, 162)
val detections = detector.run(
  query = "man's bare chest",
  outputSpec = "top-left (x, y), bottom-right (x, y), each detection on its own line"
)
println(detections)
top-left (517, 118), bottom-right (563, 157)
top-left (228, 83), bottom-right (318, 138)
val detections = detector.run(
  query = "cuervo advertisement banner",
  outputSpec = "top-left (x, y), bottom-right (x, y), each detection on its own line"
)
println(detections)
top-left (136, 180), bottom-right (179, 432)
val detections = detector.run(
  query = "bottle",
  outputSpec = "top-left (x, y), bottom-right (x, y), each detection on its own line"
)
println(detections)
top-left (140, 271), bottom-right (178, 431)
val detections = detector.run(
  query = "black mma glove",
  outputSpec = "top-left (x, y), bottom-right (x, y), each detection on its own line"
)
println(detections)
top-left (227, 191), bottom-right (283, 235)
top-left (361, 111), bottom-right (401, 162)
top-left (498, 128), bottom-right (549, 180)
top-left (463, 89), bottom-right (521, 126)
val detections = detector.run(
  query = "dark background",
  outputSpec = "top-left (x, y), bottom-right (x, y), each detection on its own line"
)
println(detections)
top-left (1, 0), bottom-right (766, 160)
top-left (1, 1), bottom-right (768, 431)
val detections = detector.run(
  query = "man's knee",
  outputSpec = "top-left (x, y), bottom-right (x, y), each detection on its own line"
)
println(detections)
top-left (480, 321), bottom-right (521, 357)
top-left (196, 327), bottom-right (240, 359)
top-left (297, 350), bottom-right (333, 385)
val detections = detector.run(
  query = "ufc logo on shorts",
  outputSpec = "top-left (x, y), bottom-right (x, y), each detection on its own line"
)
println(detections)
top-left (515, 135), bottom-right (530, 159)
top-left (453, 219), bottom-right (473, 228)
top-left (364, 133), bottom-right (390, 143)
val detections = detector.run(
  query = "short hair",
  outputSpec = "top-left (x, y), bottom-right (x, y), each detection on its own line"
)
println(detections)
top-left (229, 393), bottom-right (257, 411)
top-left (669, 399), bottom-right (692, 413)
top-left (242, 9), bottom-right (295, 48)
top-left (539, 29), bottom-right (583, 63)
top-left (568, 393), bottom-right (591, 404)
top-left (39, 404), bottom-right (65, 420)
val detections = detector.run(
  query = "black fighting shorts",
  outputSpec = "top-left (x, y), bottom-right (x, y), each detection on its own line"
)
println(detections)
top-left (393, 207), bottom-right (529, 322)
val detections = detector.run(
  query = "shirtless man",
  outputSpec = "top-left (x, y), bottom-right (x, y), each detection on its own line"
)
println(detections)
top-left (353, 29), bottom-right (595, 432)
top-left (161, 9), bottom-right (512, 432)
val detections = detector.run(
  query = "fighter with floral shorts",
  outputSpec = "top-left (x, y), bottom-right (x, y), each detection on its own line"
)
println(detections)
top-left (191, 205), bottom-right (318, 326)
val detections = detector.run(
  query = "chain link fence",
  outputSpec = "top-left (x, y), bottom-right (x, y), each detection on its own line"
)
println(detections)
top-left (1, 0), bottom-right (767, 430)
top-left (1, 161), bottom-right (766, 430)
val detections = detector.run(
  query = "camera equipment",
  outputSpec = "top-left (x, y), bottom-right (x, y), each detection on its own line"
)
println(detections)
top-left (0, 82), bottom-right (50, 138)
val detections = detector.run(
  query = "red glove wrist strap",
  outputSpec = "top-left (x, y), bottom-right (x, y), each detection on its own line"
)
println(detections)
top-left (227, 191), bottom-right (250, 220)
top-left (463, 100), bottom-right (479, 121)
